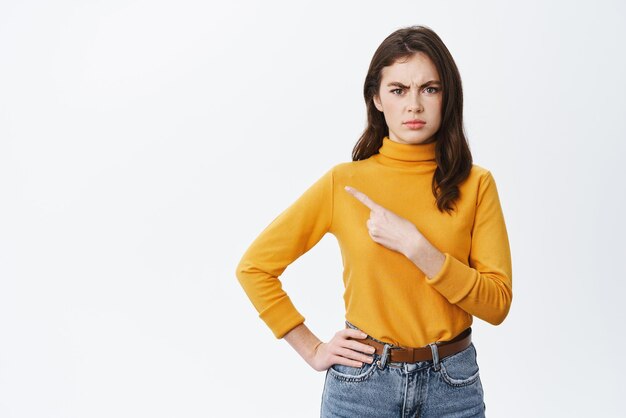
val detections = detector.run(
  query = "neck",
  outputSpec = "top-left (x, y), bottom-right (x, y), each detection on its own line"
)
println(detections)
top-left (373, 136), bottom-right (437, 169)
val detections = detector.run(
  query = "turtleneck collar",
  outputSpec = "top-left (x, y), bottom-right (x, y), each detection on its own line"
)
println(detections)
top-left (373, 136), bottom-right (437, 169)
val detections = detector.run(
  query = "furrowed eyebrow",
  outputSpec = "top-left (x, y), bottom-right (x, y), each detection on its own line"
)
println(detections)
top-left (386, 80), bottom-right (441, 89)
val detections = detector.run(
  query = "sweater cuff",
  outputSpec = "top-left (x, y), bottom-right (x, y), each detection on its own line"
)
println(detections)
top-left (259, 295), bottom-right (306, 339)
top-left (425, 252), bottom-right (477, 304)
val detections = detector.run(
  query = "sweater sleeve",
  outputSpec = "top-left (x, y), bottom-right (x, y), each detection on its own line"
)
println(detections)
top-left (425, 170), bottom-right (513, 325)
top-left (235, 168), bottom-right (334, 338)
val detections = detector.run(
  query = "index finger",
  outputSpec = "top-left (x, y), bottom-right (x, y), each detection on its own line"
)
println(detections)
top-left (344, 328), bottom-right (368, 340)
top-left (343, 329), bottom-right (376, 352)
top-left (344, 186), bottom-right (382, 211)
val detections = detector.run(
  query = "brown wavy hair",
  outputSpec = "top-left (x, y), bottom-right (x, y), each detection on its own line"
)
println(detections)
top-left (353, 25), bottom-right (473, 215)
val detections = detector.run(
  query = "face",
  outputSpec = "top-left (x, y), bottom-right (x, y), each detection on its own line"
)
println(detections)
top-left (373, 52), bottom-right (443, 145)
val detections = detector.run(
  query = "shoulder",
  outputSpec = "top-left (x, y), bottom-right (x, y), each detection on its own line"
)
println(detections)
top-left (465, 164), bottom-right (505, 207)
top-left (458, 164), bottom-right (498, 201)
top-left (465, 164), bottom-right (498, 188)
top-left (329, 159), bottom-right (374, 175)
top-left (329, 160), bottom-right (369, 172)
top-left (468, 163), bottom-right (491, 180)
top-left (321, 160), bottom-right (370, 182)
top-left (306, 161), bottom-right (358, 189)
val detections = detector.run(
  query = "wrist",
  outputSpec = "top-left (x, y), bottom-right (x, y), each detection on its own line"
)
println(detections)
top-left (405, 231), bottom-right (426, 264)
top-left (309, 340), bottom-right (323, 361)
top-left (284, 323), bottom-right (323, 364)
top-left (405, 232), bottom-right (446, 279)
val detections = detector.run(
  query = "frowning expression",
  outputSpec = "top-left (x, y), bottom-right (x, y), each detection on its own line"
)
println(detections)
top-left (373, 52), bottom-right (443, 145)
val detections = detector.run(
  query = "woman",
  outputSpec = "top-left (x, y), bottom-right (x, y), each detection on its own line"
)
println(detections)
top-left (235, 24), bottom-right (512, 417)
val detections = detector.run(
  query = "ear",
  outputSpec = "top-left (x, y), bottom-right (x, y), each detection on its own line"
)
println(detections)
top-left (373, 94), bottom-right (383, 112)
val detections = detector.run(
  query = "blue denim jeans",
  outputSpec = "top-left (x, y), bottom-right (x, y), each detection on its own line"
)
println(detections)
top-left (320, 321), bottom-right (486, 417)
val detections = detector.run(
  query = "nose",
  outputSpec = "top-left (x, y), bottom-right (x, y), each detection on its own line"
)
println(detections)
top-left (408, 89), bottom-right (423, 113)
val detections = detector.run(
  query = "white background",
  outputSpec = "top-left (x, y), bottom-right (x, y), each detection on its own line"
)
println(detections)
top-left (1, 1), bottom-right (625, 417)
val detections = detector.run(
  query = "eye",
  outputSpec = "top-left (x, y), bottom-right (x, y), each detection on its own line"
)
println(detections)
top-left (390, 88), bottom-right (404, 95)
top-left (424, 86), bottom-right (440, 94)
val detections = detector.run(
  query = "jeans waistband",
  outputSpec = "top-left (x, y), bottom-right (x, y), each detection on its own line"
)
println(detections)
top-left (344, 320), bottom-right (472, 370)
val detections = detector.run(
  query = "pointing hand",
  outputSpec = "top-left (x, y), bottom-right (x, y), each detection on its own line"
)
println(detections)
top-left (344, 185), bottom-right (422, 257)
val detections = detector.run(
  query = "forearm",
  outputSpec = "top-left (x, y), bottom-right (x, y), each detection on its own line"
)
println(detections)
top-left (283, 323), bottom-right (323, 365)
top-left (405, 232), bottom-right (512, 325)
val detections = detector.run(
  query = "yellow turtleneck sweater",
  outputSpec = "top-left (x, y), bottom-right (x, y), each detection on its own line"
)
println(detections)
top-left (235, 136), bottom-right (512, 347)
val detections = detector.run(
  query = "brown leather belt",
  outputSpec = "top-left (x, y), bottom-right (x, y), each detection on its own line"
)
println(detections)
top-left (346, 324), bottom-right (472, 363)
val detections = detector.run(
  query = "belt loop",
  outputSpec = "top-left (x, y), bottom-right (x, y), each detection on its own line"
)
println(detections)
top-left (376, 343), bottom-right (391, 370)
top-left (429, 342), bottom-right (440, 371)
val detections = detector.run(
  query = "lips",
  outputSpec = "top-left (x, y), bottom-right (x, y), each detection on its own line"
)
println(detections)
top-left (403, 119), bottom-right (426, 124)
top-left (404, 120), bottom-right (426, 129)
